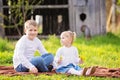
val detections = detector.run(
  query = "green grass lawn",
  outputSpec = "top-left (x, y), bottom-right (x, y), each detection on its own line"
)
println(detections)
top-left (0, 33), bottom-right (120, 80)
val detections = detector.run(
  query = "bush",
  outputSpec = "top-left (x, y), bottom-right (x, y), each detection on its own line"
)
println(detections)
top-left (0, 51), bottom-right (13, 64)
top-left (0, 38), bottom-right (14, 52)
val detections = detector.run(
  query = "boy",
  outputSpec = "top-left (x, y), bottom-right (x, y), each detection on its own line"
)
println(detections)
top-left (13, 20), bottom-right (54, 73)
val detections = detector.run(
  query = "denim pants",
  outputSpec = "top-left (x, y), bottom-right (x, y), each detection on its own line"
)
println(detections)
top-left (56, 63), bottom-right (81, 73)
top-left (15, 53), bottom-right (54, 72)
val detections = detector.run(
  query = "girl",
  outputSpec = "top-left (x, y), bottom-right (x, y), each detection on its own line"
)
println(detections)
top-left (53, 31), bottom-right (95, 76)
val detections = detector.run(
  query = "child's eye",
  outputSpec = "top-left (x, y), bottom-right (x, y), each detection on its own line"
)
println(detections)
top-left (29, 29), bottom-right (32, 31)
top-left (61, 37), bottom-right (65, 39)
top-left (34, 29), bottom-right (37, 31)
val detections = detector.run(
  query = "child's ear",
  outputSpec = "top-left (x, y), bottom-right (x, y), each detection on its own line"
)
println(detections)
top-left (24, 29), bottom-right (26, 33)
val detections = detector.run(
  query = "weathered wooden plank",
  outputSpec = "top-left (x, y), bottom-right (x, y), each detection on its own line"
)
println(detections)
top-left (0, 0), bottom-right (5, 38)
top-left (100, 0), bottom-right (106, 34)
top-left (74, 0), bottom-right (87, 6)
top-left (88, 0), bottom-right (96, 35)
top-left (2, 5), bottom-right (68, 9)
top-left (106, 6), bottom-right (113, 32)
top-left (33, 5), bottom-right (68, 9)
top-left (68, 0), bottom-right (76, 32)
top-left (6, 35), bottom-right (60, 40)
top-left (111, 0), bottom-right (116, 31)
top-left (95, 0), bottom-right (101, 35)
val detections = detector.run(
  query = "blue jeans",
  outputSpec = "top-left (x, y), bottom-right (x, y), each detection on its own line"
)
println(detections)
top-left (15, 53), bottom-right (54, 72)
top-left (56, 63), bottom-right (82, 73)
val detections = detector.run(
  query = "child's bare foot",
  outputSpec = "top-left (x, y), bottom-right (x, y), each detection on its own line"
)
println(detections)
top-left (81, 68), bottom-right (88, 76)
top-left (85, 66), bottom-right (96, 76)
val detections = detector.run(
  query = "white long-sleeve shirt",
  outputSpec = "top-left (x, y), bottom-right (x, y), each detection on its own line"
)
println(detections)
top-left (13, 35), bottom-right (47, 69)
top-left (53, 46), bottom-right (80, 69)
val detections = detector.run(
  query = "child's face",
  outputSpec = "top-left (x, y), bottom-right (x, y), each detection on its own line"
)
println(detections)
top-left (60, 33), bottom-right (72, 47)
top-left (24, 25), bottom-right (38, 40)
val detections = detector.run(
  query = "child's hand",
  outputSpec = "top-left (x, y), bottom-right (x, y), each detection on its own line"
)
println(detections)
top-left (57, 56), bottom-right (63, 64)
top-left (79, 59), bottom-right (83, 64)
top-left (29, 67), bottom-right (38, 73)
top-left (79, 57), bottom-right (84, 64)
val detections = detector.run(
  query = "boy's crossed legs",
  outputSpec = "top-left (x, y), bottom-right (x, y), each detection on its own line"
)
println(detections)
top-left (15, 53), bottom-right (54, 72)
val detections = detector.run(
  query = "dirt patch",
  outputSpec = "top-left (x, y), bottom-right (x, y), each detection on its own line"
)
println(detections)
top-left (0, 66), bottom-right (120, 78)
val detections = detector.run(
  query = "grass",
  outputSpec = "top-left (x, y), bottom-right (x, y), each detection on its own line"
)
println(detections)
top-left (0, 32), bottom-right (120, 80)
top-left (0, 74), bottom-right (119, 80)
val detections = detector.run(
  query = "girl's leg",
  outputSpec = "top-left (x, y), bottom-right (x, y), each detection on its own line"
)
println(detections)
top-left (67, 68), bottom-right (83, 76)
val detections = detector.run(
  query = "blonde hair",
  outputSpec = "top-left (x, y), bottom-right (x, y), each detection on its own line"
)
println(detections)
top-left (61, 31), bottom-right (76, 44)
top-left (24, 20), bottom-right (38, 29)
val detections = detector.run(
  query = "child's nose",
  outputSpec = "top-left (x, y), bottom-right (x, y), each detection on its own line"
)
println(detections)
top-left (31, 30), bottom-right (36, 33)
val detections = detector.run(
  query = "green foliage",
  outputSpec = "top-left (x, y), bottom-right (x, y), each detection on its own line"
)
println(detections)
top-left (0, 38), bottom-right (14, 52)
top-left (42, 35), bottom-right (60, 54)
top-left (117, 0), bottom-right (120, 5)
top-left (0, 51), bottom-right (13, 64)
top-left (1, 0), bottom-right (43, 36)
top-left (0, 38), bottom-right (14, 64)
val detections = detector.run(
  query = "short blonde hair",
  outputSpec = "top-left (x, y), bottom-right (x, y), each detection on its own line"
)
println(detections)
top-left (24, 20), bottom-right (38, 29)
top-left (60, 31), bottom-right (76, 44)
